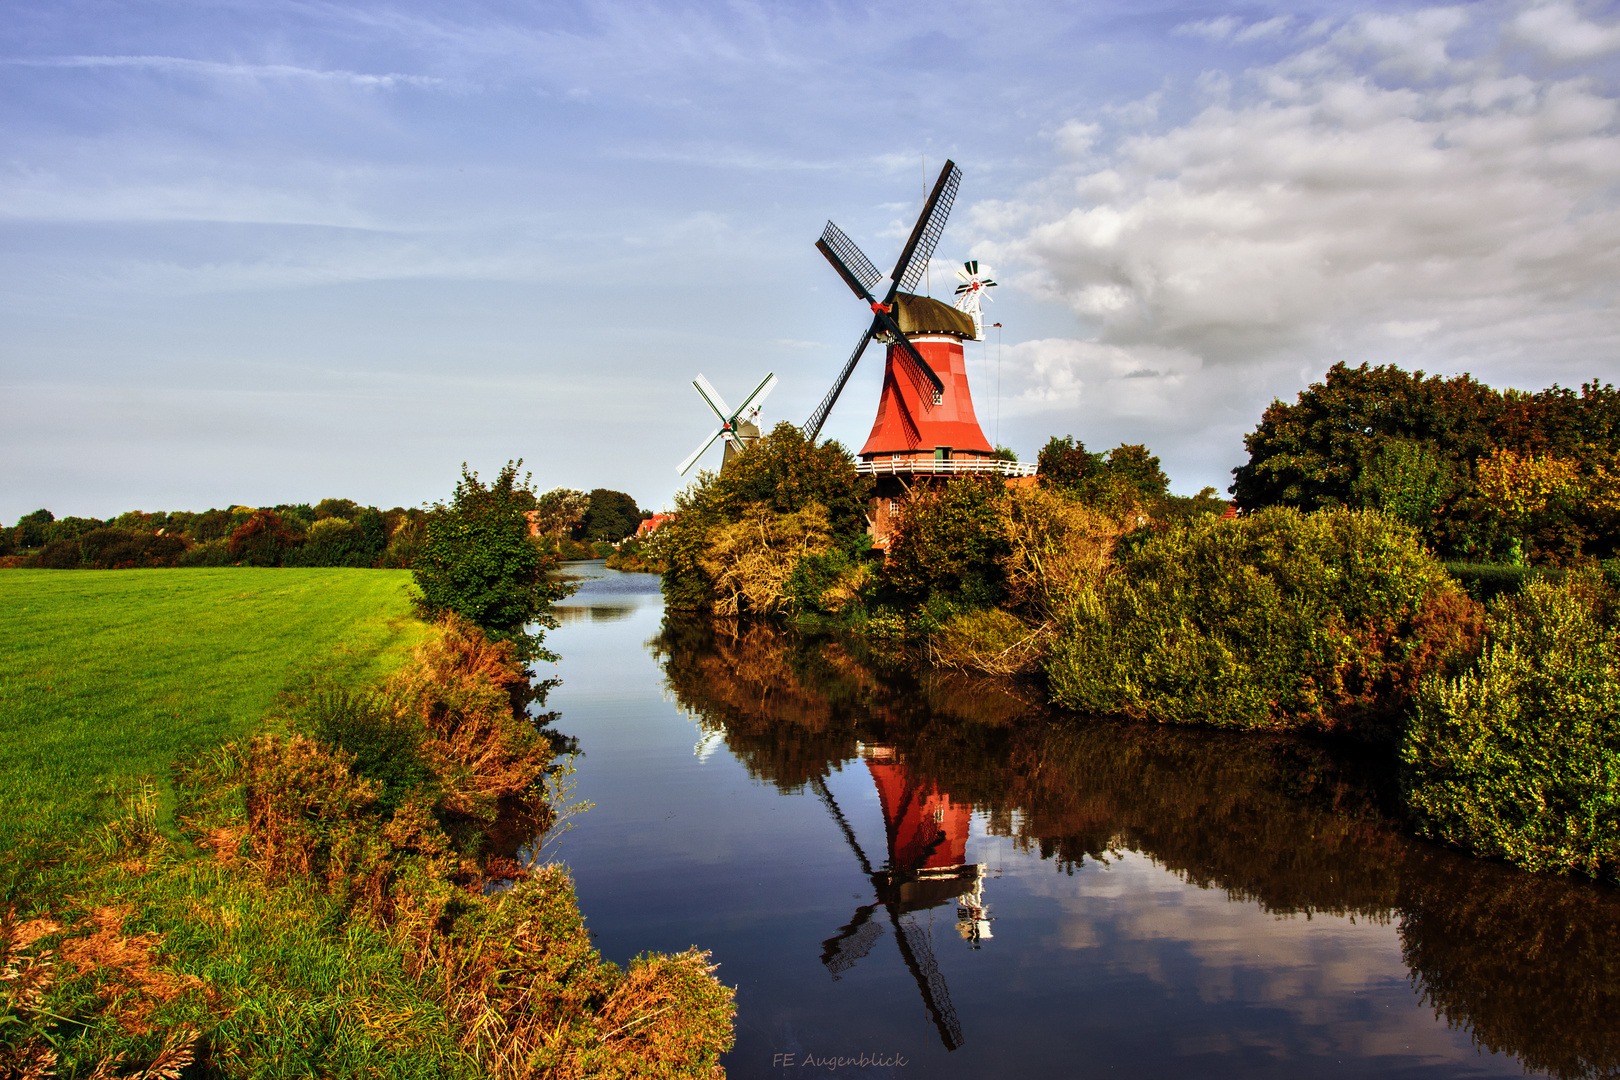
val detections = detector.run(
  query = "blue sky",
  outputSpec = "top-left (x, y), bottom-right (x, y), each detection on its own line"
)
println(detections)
top-left (3, 0), bottom-right (1618, 519)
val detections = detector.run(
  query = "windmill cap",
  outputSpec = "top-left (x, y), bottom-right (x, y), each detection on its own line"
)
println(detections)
top-left (892, 293), bottom-right (979, 340)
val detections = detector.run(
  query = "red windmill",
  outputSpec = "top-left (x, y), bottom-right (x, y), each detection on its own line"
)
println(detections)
top-left (804, 161), bottom-right (1035, 545)
top-left (807, 746), bottom-right (993, 1053)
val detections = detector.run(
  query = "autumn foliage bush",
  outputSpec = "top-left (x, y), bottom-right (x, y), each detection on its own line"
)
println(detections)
top-left (1045, 507), bottom-right (1485, 736)
top-left (1403, 570), bottom-right (1620, 882)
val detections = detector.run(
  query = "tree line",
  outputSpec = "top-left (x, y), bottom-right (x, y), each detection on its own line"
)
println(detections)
top-left (1, 486), bottom-right (651, 571)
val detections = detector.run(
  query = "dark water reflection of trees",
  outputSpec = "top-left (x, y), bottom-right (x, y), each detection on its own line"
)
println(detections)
top-left (653, 616), bottom-right (1620, 1080)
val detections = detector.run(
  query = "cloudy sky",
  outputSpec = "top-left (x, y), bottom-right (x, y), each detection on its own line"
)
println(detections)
top-left (3, 0), bottom-right (1618, 520)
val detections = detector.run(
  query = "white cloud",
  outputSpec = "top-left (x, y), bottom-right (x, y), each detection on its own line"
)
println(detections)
top-left (1509, 2), bottom-right (1620, 61)
top-left (980, 1), bottom-right (1620, 418)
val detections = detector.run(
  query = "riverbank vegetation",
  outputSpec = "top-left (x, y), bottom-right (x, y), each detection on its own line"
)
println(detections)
top-left (657, 367), bottom-right (1620, 887)
top-left (2, 462), bottom-right (734, 1076)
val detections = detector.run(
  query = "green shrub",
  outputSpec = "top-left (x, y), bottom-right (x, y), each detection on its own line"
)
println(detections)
top-left (661, 423), bottom-right (870, 611)
top-left (882, 476), bottom-right (1009, 609)
top-left (294, 688), bottom-right (435, 815)
top-left (1402, 571), bottom-right (1620, 880)
top-left (177, 538), bottom-right (233, 567)
top-left (34, 538), bottom-right (83, 569)
top-left (413, 461), bottom-right (566, 663)
top-left (1045, 507), bottom-right (1483, 735)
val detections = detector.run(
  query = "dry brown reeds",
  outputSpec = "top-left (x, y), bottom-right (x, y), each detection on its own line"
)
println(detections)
top-left (998, 486), bottom-right (1129, 622)
top-left (384, 613), bottom-right (554, 827)
top-left (699, 502), bottom-right (834, 616)
top-left (427, 867), bottom-right (734, 1080)
top-left (929, 608), bottom-right (1055, 676)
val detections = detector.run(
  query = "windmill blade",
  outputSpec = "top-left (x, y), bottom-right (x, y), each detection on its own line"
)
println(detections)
top-left (820, 905), bottom-right (884, 978)
top-left (891, 160), bottom-right (962, 297)
top-left (817, 222), bottom-right (884, 300)
top-left (871, 307), bottom-right (945, 402)
top-left (803, 323), bottom-right (877, 442)
top-left (889, 908), bottom-right (965, 1051)
top-left (733, 372), bottom-right (778, 418)
top-left (692, 375), bottom-right (732, 423)
top-left (816, 223), bottom-right (881, 299)
top-left (891, 384), bottom-right (923, 448)
top-left (808, 775), bottom-right (876, 876)
top-left (678, 427), bottom-right (725, 475)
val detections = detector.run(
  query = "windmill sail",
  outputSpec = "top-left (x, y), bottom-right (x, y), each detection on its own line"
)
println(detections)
top-left (804, 161), bottom-right (960, 440)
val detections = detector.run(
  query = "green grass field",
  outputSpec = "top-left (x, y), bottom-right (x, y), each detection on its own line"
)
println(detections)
top-left (0, 568), bottom-right (426, 884)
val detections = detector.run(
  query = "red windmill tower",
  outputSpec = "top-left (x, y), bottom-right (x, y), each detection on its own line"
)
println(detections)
top-left (804, 161), bottom-right (1035, 546)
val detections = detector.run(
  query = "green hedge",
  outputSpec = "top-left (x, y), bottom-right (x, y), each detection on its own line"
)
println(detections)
top-left (1044, 507), bottom-right (1481, 735)
top-left (1402, 572), bottom-right (1620, 881)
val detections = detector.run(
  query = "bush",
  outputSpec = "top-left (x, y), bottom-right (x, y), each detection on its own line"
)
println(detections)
top-left (997, 485), bottom-right (1126, 622)
top-left (1045, 507), bottom-right (1484, 735)
top-left (699, 503), bottom-right (835, 616)
top-left (229, 510), bottom-right (299, 567)
top-left (882, 476), bottom-right (1009, 609)
top-left (414, 461), bottom-right (565, 663)
top-left (34, 539), bottom-right (82, 569)
top-left (78, 527), bottom-right (189, 568)
top-left (177, 538), bottom-right (233, 567)
top-left (1402, 571), bottom-right (1620, 881)
top-left (294, 688), bottom-right (435, 816)
top-left (661, 423), bottom-right (870, 611)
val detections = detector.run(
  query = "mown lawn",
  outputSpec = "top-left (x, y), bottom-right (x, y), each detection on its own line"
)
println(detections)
top-left (0, 568), bottom-right (425, 888)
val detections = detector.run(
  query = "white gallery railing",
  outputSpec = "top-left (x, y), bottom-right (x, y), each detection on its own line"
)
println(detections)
top-left (855, 457), bottom-right (1038, 477)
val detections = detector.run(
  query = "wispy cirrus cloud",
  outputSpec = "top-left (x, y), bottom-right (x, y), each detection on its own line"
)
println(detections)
top-left (1, 54), bottom-right (449, 88)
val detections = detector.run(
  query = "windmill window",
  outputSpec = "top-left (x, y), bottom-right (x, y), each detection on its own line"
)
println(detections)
top-left (932, 389), bottom-right (943, 406)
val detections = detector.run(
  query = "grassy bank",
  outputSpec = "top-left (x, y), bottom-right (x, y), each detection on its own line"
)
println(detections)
top-left (1, 573), bottom-right (734, 1076)
top-left (0, 569), bottom-right (426, 895)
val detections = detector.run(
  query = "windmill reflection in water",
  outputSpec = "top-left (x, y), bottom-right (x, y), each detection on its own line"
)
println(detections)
top-left (810, 745), bottom-right (992, 1052)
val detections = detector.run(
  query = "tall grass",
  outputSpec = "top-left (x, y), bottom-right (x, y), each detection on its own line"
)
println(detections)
top-left (0, 568), bottom-right (426, 897)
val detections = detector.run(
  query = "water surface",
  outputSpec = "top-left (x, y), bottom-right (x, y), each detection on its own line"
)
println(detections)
top-left (542, 562), bottom-right (1620, 1080)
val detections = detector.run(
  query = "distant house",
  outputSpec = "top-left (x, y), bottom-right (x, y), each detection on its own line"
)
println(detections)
top-left (637, 513), bottom-right (675, 538)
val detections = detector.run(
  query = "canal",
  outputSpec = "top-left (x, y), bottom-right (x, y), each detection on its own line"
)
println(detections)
top-left (541, 562), bottom-right (1619, 1079)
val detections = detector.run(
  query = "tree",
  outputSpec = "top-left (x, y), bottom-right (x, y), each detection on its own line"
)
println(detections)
top-left (14, 509), bottom-right (53, 549)
top-left (883, 477), bottom-right (1010, 609)
top-left (414, 461), bottom-right (567, 662)
top-left (580, 488), bottom-right (643, 542)
top-left (1231, 363), bottom-right (1620, 561)
top-left (660, 424), bottom-right (872, 611)
top-left (531, 489), bottom-right (591, 538)
top-left (228, 510), bottom-right (298, 566)
top-left (1038, 437), bottom-right (1169, 514)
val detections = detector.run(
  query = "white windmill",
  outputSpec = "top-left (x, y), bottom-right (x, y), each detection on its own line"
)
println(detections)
top-left (677, 372), bottom-right (779, 476)
top-left (952, 260), bottom-right (997, 339)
